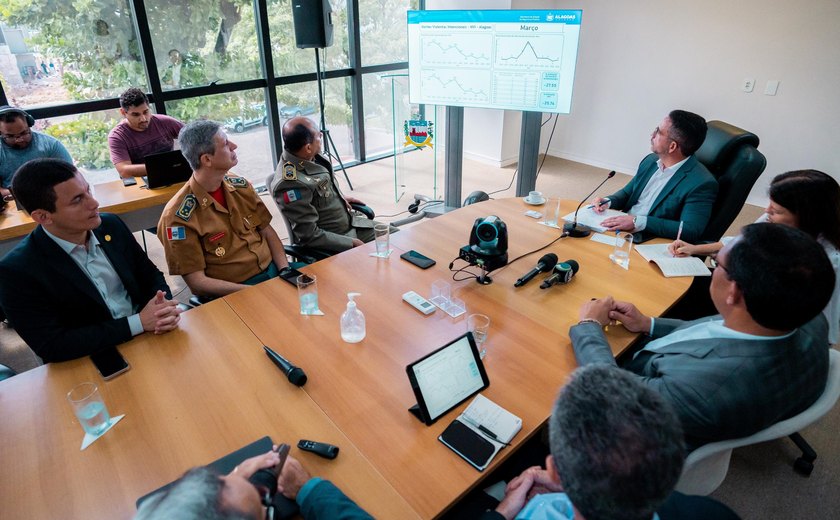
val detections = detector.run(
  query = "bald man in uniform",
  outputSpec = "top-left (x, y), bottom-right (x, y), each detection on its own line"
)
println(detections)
top-left (157, 120), bottom-right (289, 298)
top-left (267, 117), bottom-right (390, 253)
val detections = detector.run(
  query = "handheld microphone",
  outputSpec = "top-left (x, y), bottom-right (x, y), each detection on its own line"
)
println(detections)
top-left (564, 171), bottom-right (616, 238)
top-left (263, 346), bottom-right (307, 386)
top-left (540, 259), bottom-right (580, 289)
top-left (514, 253), bottom-right (558, 287)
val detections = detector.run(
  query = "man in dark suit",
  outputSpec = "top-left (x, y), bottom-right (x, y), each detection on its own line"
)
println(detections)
top-left (593, 110), bottom-right (717, 242)
top-left (571, 223), bottom-right (834, 450)
top-left (0, 159), bottom-right (180, 363)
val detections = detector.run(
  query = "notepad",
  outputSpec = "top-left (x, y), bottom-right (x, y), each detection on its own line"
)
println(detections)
top-left (562, 208), bottom-right (629, 233)
top-left (634, 243), bottom-right (711, 278)
top-left (439, 394), bottom-right (522, 471)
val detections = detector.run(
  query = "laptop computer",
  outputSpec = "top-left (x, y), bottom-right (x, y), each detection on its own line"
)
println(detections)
top-left (142, 149), bottom-right (192, 189)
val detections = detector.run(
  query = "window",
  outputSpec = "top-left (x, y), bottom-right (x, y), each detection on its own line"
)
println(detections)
top-left (37, 109), bottom-right (124, 182)
top-left (0, 3), bottom-right (145, 107)
top-left (145, 0), bottom-right (262, 90)
top-left (168, 90), bottom-right (273, 186)
top-left (359, 0), bottom-right (420, 66)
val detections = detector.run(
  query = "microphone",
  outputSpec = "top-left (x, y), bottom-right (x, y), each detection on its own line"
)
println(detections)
top-left (540, 259), bottom-right (580, 289)
top-left (563, 171), bottom-right (616, 238)
top-left (263, 345), bottom-right (307, 386)
top-left (514, 253), bottom-right (558, 287)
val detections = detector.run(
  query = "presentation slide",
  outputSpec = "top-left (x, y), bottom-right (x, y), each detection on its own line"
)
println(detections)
top-left (407, 10), bottom-right (582, 113)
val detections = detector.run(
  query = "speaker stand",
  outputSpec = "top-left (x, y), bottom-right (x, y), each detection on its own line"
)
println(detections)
top-left (314, 49), bottom-right (353, 190)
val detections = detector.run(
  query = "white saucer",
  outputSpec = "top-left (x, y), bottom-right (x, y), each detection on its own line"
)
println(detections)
top-left (524, 197), bottom-right (545, 206)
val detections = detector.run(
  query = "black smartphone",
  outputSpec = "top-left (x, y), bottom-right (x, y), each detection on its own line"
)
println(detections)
top-left (90, 348), bottom-right (130, 380)
top-left (400, 250), bottom-right (436, 269)
top-left (121, 177), bottom-right (138, 187)
top-left (278, 267), bottom-right (305, 287)
top-left (439, 419), bottom-right (495, 470)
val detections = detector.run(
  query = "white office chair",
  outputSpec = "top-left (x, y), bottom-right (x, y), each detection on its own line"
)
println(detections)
top-left (675, 348), bottom-right (840, 496)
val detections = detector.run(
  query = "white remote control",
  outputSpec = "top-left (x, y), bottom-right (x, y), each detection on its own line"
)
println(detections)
top-left (402, 291), bottom-right (436, 315)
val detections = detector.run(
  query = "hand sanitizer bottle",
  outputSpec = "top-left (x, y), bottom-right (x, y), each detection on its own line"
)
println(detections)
top-left (340, 292), bottom-right (366, 343)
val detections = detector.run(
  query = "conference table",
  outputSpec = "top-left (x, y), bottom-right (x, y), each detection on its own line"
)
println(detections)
top-left (0, 300), bottom-right (418, 519)
top-left (0, 179), bottom-right (181, 255)
top-left (0, 197), bottom-right (690, 519)
top-left (223, 197), bottom-right (692, 518)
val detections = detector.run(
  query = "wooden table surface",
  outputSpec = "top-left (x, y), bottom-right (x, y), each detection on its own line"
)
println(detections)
top-left (0, 179), bottom-right (181, 242)
top-left (224, 197), bottom-right (692, 518)
top-left (0, 300), bottom-right (418, 520)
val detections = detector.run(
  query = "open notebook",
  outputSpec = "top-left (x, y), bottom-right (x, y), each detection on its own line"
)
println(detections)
top-left (634, 243), bottom-right (711, 278)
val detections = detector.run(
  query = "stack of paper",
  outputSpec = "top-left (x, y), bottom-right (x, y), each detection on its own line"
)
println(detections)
top-left (562, 207), bottom-right (629, 233)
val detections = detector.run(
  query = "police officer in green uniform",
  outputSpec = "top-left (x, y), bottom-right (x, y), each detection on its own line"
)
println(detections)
top-left (158, 120), bottom-right (289, 298)
top-left (267, 117), bottom-right (385, 253)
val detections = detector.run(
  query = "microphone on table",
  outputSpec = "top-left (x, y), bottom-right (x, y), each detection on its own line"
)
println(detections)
top-left (264, 346), bottom-right (307, 386)
top-left (563, 171), bottom-right (616, 238)
top-left (514, 253), bottom-right (559, 287)
top-left (540, 260), bottom-right (580, 289)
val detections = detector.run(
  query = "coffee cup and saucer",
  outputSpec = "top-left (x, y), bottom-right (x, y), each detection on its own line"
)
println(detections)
top-left (524, 190), bottom-right (545, 205)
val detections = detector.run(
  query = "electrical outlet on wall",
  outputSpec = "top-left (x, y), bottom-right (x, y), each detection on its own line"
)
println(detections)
top-left (742, 79), bottom-right (755, 93)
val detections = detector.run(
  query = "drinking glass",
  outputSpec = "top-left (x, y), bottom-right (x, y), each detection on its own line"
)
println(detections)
top-left (374, 223), bottom-right (390, 257)
top-left (67, 382), bottom-right (111, 436)
top-left (297, 274), bottom-right (319, 315)
top-left (610, 232), bottom-right (634, 269)
top-left (468, 314), bottom-right (491, 359)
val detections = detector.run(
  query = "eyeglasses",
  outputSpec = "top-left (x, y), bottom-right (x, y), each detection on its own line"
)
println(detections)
top-left (2, 129), bottom-right (32, 142)
top-left (709, 255), bottom-right (729, 275)
top-left (652, 126), bottom-right (674, 141)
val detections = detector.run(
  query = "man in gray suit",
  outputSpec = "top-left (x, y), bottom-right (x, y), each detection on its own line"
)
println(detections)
top-left (570, 223), bottom-right (835, 450)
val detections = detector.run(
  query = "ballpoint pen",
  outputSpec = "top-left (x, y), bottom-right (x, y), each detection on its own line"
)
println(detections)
top-left (676, 220), bottom-right (684, 242)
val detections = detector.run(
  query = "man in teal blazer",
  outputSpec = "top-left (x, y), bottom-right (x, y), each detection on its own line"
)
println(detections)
top-left (595, 110), bottom-right (717, 243)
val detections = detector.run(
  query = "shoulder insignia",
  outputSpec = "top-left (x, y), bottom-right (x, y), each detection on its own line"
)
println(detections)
top-left (283, 162), bottom-right (297, 181)
top-left (224, 175), bottom-right (248, 188)
top-left (176, 194), bottom-right (197, 221)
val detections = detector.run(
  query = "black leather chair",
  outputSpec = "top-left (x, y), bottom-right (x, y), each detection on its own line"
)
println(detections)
top-left (695, 120), bottom-right (767, 242)
top-left (280, 202), bottom-right (376, 263)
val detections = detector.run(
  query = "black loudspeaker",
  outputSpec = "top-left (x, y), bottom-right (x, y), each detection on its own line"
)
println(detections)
top-left (291, 0), bottom-right (334, 49)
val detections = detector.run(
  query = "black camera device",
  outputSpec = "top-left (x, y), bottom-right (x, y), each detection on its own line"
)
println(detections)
top-left (458, 215), bottom-right (509, 274)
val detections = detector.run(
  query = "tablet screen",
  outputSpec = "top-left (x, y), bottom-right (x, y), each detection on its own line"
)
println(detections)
top-left (406, 332), bottom-right (489, 424)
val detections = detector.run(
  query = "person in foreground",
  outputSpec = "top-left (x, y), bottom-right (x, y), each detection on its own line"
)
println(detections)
top-left (592, 109), bottom-right (717, 242)
top-left (0, 159), bottom-right (180, 362)
top-left (134, 448), bottom-right (372, 520)
top-left (669, 169), bottom-right (840, 344)
top-left (158, 120), bottom-right (289, 298)
top-left (571, 223), bottom-right (834, 450)
top-left (485, 365), bottom-right (739, 520)
top-left (108, 87), bottom-right (184, 178)
top-left (267, 116), bottom-right (388, 253)
top-left (0, 105), bottom-right (73, 199)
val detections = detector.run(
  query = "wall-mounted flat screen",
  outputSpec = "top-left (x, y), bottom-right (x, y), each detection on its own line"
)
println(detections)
top-left (407, 10), bottom-right (582, 113)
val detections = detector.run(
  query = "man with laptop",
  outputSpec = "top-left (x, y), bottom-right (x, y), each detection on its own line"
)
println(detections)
top-left (108, 87), bottom-right (184, 179)
top-left (157, 120), bottom-right (289, 298)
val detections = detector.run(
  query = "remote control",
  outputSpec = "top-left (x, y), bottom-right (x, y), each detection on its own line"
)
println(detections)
top-left (297, 439), bottom-right (339, 459)
top-left (402, 291), bottom-right (436, 315)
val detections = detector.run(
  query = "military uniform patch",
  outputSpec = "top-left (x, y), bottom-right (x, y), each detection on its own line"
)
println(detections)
top-left (176, 194), bottom-right (197, 221)
top-left (225, 175), bottom-right (248, 188)
top-left (283, 162), bottom-right (297, 181)
top-left (167, 226), bottom-right (186, 240)
top-left (282, 189), bottom-right (301, 204)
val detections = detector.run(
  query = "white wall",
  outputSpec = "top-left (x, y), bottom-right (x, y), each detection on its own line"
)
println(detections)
top-left (506, 0), bottom-right (840, 205)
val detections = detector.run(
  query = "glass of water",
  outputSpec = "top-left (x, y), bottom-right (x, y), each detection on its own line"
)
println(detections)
top-left (468, 314), bottom-right (491, 359)
top-left (610, 232), bottom-right (634, 270)
top-left (296, 274), bottom-right (319, 315)
top-left (67, 382), bottom-right (111, 436)
top-left (543, 198), bottom-right (562, 227)
top-left (374, 223), bottom-right (390, 257)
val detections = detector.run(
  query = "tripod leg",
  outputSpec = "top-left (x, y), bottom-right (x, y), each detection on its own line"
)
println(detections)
top-left (323, 129), bottom-right (353, 190)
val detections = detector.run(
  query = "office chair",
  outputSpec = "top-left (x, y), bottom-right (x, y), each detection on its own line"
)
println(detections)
top-left (675, 349), bottom-right (840, 496)
top-left (279, 202), bottom-right (376, 263)
top-left (695, 120), bottom-right (767, 242)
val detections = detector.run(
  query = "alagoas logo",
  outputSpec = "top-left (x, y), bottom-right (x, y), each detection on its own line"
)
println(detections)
top-left (404, 120), bottom-right (434, 149)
